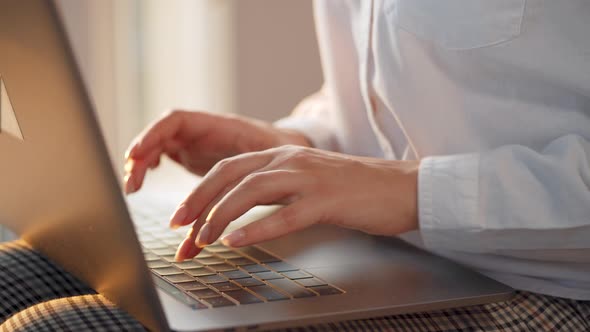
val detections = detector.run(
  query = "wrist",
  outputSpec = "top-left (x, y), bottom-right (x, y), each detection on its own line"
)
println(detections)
top-left (276, 128), bottom-right (313, 148)
top-left (403, 160), bottom-right (420, 231)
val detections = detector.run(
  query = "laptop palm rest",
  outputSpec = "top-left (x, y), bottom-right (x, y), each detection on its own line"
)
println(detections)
top-left (163, 224), bottom-right (512, 331)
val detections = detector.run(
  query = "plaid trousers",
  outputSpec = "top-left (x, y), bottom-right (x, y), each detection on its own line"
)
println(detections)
top-left (0, 241), bottom-right (588, 332)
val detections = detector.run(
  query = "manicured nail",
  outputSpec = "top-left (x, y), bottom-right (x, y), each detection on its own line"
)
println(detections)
top-left (195, 223), bottom-right (211, 248)
top-left (124, 173), bottom-right (135, 194)
top-left (174, 238), bottom-right (201, 262)
top-left (205, 205), bottom-right (218, 223)
top-left (174, 238), bottom-right (189, 261)
top-left (220, 229), bottom-right (246, 247)
top-left (124, 159), bottom-right (135, 173)
top-left (169, 205), bottom-right (187, 229)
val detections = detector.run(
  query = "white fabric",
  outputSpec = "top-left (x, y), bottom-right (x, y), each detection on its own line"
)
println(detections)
top-left (276, 0), bottom-right (590, 300)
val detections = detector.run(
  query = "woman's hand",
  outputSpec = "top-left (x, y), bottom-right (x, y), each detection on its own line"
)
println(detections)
top-left (123, 110), bottom-right (310, 193)
top-left (173, 145), bottom-right (420, 261)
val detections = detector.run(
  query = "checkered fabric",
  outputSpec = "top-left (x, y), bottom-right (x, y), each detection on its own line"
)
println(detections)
top-left (0, 241), bottom-right (146, 332)
top-left (277, 291), bottom-right (590, 332)
top-left (0, 240), bottom-right (588, 332)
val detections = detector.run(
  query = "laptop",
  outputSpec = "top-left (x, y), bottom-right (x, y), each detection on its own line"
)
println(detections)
top-left (0, 1), bottom-right (513, 331)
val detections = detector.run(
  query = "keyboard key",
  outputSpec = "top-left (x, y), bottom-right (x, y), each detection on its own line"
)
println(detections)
top-left (194, 252), bottom-right (214, 259)
top-left (196, 257), bottom-right (225, 265)
top-left (253, 271), bottom-right (283, 280)
top-left (203, 244), bottom-right (230, 252)
top-left (154, 232), bottom-right (183, 240)
top-left (234, 278), bottom-right (264, 287)
top-left (224, 289), bottom-right (263, 304)
top-left (152, 267), bottom-right (182, 276)
top-left (197, 274), bottom-right (228, 284)
top-left (282, 270), bottom-right (312, 280)
top-left (185, 267), bottom-right (215, 277)
top-left (248, 285), bottom-right (289, 301)
top-left (214, 251), bottom-right (242, 259)
top-left (308, 285), bottom-right (343, 296)
top-left (238, 247), bottom-right (280, 263)
top-left (164, 274), bottom-right (194, 283)
top-left (147, 260), bottom-right (170, 269)
top-left (141, 241), bottom-right (168, 249)
top-left (174, 261), bottom-right (203, 270)
top-left (160, 255), bottom-right (178, 263)
top-left (296, 278), bottom-right (327, 287)
top-left (267, 279), bottom-right (316, 299)
top-left (221, 270), bottom-right (250, 280)
top-left (201, 296), bottom-right (236, 307)
top-left (176, 281), bottom-right (208, 291)
top-left (265, 262), bottom-right (298, 272)
top-left (144, 253), bottom-right (160, 261)
top-left (189, 299), bottom-right (209, 310)
top-left (227, 257), bottom-right (255, 266)
top-left (152, 248), bottom-right (176, 256)
top-left (162, 238), bottom-right (182, 246)
top-left (208, 263), bottom-right (236, 272)
top-left (138, 234), bottom-right (156, 242)
top-left (240, 264), bottom-right (269, 273)
top-left (188, 288), bottom-right (220, 299)
top-left (210, 281), bottom-right (241, 292)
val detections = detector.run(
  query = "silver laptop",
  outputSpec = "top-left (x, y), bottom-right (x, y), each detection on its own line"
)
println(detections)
top-left (0, 1), bottom-right (513, 331)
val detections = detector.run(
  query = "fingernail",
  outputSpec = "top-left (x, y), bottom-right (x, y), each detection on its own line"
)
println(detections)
top-left (174, 238), bottom-right (188, 261)
top-left (195, 223), bottom-right (211, 248)
top-left (124, 159), bottom-right (135, 173)
top-left (175, 238), bottom-right (201, 262)
top-left (124, 174), bottom-right (135, 194)
top-left (205, 205), bottom-right (218, 223)
top-left (220, 229), bottom-right (246, 247)
top-left (170, 205), bottom-right (187, 229)
top-left (186, 227), bottom-right (197, 239)
top-left (186, 245), bottom-right (201, 258)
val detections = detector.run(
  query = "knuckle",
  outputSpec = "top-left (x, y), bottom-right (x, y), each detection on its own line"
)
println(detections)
top-left (242, 173), bottom-right (261, 187)
top-left (273, 146), bottom-right (310, 167)
top-left (286, 146), bottom-right (309, 160)
top-left (213, 157), bottom-right (235, 174)
top-left (163, 109), bottom-right (183, 119)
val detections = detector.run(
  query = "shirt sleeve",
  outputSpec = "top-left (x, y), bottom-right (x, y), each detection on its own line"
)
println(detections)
top-left (418, 134), bottom-right (590, 253)
top-left (274, 87), bottom-right (340, 152)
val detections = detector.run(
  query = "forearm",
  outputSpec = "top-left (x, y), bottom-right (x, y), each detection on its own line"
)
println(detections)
top-left (417, 134), bottom-right (590, 255)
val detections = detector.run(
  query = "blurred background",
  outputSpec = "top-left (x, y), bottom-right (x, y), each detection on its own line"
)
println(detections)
top-left (1, 0), bottom-right (322, 241)
top-left (57, 0), bottom-right (322, 167)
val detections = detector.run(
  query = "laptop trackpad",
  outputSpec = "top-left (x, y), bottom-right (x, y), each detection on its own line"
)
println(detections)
top-left (258, 225), bottom-right (430, 269)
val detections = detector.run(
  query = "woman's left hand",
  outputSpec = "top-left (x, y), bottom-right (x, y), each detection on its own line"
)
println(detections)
top-left (172, 145), bottom-right (420, 261)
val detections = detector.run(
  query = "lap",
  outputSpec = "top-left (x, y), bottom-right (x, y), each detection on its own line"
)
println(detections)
top-left (0, 241), bottom-right (145, 331)
top-left (278, 291), bottom-right (590, 332)
top-left (0, 241), bottom-right (587, 332)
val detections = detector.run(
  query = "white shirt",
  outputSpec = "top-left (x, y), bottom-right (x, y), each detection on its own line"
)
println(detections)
top-left (276, 0), bottom-right (590, 300)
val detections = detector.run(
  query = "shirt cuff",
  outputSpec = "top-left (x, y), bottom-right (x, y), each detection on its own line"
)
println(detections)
top-left (418, 153), bottom-right (481, 250)
top-left (274, 116), bottom-right (338, 151)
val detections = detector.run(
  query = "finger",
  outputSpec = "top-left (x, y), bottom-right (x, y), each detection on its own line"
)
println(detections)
top-left (174, 179), bottom-right (240, 261)
top-left (204, 170), bottom-right (303, 246)
top-left (219, 200), bottom-right (318, 247)
top-left (124, 149), bottom-right (161, 194)
top-left (149, 156), bottom-right (161, 169)
top-left (168, 151), bottom-right (275, 228)
top-left (174, 227), bottom-right (203, 262)
top-left (124, 137), bottom-right (183, 193)
top-left (126, 110), bottom-right (188, 160)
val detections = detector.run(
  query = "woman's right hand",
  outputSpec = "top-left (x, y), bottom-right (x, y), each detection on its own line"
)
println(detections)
top-left (123, 110), bottom-right (310, 194)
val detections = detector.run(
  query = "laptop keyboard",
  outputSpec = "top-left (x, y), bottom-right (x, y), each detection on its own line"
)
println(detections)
top-left (131, 207), bottom-right (343, 309)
